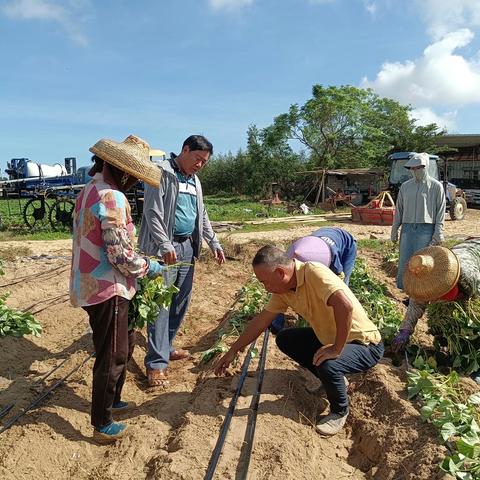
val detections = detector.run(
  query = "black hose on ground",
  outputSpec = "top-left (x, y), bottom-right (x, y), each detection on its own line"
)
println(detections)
top-left (0, 352), bottom-right (94, 435)
top-left (204, 341), bottom-right (257, 480)
top-left (238, 329), bottom-right (269, 480)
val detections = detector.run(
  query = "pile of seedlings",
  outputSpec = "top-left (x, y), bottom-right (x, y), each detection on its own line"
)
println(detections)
top-left (427, 298), bottom-right (480, 374)
top-left (0, 260), bottom-right (42, 337)
top-left (408, 355), bottom-right (480, 479)
top-left (200, 277), bottom-right (268, 362)
top-left (349, 258), bottom-right (402, 343)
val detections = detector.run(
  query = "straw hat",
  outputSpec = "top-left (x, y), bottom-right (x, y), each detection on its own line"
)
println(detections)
top-left (403, 246), bottom-right (460, 302)
top-left (89, 135), bottom-right (162, 187)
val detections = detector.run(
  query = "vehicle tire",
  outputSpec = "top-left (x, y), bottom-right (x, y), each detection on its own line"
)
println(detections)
top-left (449, 197), bottom-right (467, 221)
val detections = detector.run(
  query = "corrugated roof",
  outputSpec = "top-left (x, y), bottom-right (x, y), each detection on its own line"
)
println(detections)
top-left (436, 134), bottom-right (480, 148)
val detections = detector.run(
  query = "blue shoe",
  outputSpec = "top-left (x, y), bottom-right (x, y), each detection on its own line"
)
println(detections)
top-left (93, 421), bottom-right (128, 444)
top-left (112, 400), bottom-right (136, 411)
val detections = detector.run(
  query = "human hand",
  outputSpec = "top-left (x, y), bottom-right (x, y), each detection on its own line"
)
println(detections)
top-left (391, 329), bottom-right (411, 353)
top-left (214, 248), bottom-right (226, 265)
top-left (391, 231), bottom-right (399, 243)
top-left (429, 237), bottom-right (442, 246)
top-left (147, 260), bottom-right (165, 279)
top-left (214, 349), bottom-right (237, 376)
top-left (313, 344), bottom-right (341, 366)
top-left (163, 249), bottom-right (177, 265)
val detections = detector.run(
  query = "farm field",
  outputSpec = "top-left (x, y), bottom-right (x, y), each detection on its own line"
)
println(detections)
top-left (0, 214), bottom-right (479, 479)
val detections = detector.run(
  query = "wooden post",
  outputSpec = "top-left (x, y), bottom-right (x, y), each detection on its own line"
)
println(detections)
top-left (314, 170), bottom-right (324, 206)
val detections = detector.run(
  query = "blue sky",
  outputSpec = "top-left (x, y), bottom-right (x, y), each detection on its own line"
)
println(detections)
top-left (1, 0), bottom-right (480, 171)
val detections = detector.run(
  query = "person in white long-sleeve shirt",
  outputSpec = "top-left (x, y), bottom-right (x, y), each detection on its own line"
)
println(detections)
top-left (390, 152), bottom-right (446, 290)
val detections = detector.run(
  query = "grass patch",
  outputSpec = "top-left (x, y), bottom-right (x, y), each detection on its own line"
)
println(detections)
top-left (239, 220), bottom-right (333, 234)
top-left (0, 231), bottom-right (72, 242)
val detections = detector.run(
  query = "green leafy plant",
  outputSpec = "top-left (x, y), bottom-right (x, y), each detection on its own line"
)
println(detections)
top-left (349, 258), bottom-right (402, 342)
top-left (407, 357), bottom-right (480, 479)
top-left (129, 275), bottom-right (179, 330)
top-left (0, 261), bottom-right (42, 337)
top-left (427, 299), bottom-right (480, 374)
top-left (200, 278), bottom-right (268, 362)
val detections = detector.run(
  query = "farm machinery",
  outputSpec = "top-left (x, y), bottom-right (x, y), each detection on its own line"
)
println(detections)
top-left (0, 149), bottom-right (166, 231)
top-left (351, 152), bottom-right (468, 225)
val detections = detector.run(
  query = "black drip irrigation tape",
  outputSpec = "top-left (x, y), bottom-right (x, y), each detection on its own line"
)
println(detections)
top-left (34, 355), bottom-right (71, 384)
top-left (204, 341), bottom-right (257, 480)
top-left (0, 352), bottom-right (94, 435)
top-left (238, 329), bottom-right (269, 480)
top-left (0, 403), bottom-right (15, 421)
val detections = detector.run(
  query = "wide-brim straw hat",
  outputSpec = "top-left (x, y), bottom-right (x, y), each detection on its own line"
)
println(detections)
top-left (89, 135), bottom-right (161, 187)
top-left (403, 246), bottom-right (460, 302)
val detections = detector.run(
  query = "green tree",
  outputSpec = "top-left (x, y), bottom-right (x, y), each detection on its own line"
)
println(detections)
top-left (272, 85), bottom-right (446, 169)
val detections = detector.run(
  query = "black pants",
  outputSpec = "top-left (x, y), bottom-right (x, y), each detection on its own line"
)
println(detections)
top-left (83, 296), bottom-right (134, 428)
top-left (276, 327), bottom-right (384, 415)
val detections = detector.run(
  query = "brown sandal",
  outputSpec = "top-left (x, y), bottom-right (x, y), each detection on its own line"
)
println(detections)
top-left (146, 368), bottom-right (169, 387)
top-left (169, 349), bottom-right (192, 361)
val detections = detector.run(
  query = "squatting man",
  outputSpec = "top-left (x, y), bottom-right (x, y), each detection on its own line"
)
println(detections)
top-left (214, 245), bottom-right (384, 436)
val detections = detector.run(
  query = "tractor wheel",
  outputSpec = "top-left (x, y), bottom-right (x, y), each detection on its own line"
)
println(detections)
top-left (449, 197), bottom-right (467, 221)
top-left (23, 198), bottom-right (51, 230)
top-left (49, 198), bottom-right (75, 231)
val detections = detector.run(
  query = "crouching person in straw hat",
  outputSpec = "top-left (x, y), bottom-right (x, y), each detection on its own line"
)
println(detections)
top-left (391, 238), bottom-right (480, 371)
top-left (214, 245), bottom-right (383, 436)
top-left (69, 135), bottom-right (165, 444)
top-left (390, 152), bottom-right (445, 292)
top-left (270, 227), bottom-right (357, 334)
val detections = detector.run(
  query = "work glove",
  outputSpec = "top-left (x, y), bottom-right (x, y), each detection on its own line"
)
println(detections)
top-left (147, 259), bottom-right (165, 279)
top-left (429, 236), bottom-right (442, 246)
top-left (390, 329), bottom-right (411, 353)
top-left (390, 230), bottom-right (399, 243)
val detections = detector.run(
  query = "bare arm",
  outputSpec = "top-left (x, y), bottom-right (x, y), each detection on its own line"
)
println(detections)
top-left (313, 289), bottom-right (353, 366)
top-left (214, 309), bottom-right (277, 375)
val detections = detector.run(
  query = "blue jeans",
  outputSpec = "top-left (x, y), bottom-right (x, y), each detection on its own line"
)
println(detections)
top-left (145, 239), bottom-right (195, 371)
top-left (276, 327), bottom-right (384, 415)
top-left (397, 223), bottom-right (434, 290)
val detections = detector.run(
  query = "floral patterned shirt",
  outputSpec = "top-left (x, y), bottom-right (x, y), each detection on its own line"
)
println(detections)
top-left (70, 173), bottom-right (149, 307)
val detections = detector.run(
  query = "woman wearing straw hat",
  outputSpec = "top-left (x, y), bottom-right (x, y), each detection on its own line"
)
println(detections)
top-left (390, 152), bottom-right (446, 291)
top-left (391, 238), bottom-right (480, 358)
top-left (70, 135), bottom-right (165, 444)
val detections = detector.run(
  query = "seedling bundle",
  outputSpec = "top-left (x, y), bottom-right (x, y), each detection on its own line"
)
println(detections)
top-left (427, 298), bottom-right (480, 374)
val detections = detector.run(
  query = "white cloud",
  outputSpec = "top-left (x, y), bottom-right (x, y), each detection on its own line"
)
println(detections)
top-left (362, 29), bottom-right (480, 107)
top-left (410, 107), bottom-right (457, 130)
top-left (208, 0), bottom-right (254, 11)
top-left (364, 1), bottom-right (376, 15)
top-left (419, 0), bottom-right (480, 40)
top-left (1, 0), bottom-right (90, 45)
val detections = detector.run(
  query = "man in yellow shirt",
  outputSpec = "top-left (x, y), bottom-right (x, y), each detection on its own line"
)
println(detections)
top-left (214, 245), bottom-right (383, 436)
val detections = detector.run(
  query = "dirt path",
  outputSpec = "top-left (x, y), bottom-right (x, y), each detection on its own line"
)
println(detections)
top-left (0, 217), bottom-right (468, 479)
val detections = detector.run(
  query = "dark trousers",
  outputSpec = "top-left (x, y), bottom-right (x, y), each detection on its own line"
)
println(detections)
top-left (83, 296), bottom-right (134, 428)
top-left (276, 327), bottom-right (384, 415)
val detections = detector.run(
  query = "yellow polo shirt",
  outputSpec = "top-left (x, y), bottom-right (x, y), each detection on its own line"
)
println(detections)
top-left (265, 260), bottom-right (381, 346)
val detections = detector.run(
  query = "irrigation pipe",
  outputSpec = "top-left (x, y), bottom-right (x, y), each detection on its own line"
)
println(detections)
top-left (238, 329), bottom-right (270, 480)
top-left (204, 341), bottom-right (257, 480)
top-left (34, 355), bottom-right (72, 384)
top-left (0, 403), bottom-right (15, 421)
top-left (0, 352), bottom-right (94, 435)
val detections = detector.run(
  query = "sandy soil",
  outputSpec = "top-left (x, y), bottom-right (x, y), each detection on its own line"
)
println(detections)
top-left (1, 214), bottom-right (476, 479)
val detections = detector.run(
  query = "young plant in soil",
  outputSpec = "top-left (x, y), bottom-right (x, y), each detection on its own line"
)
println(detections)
top-left (407, 355), bottom-right (480, 479)
top-left (349, 258), bottom-right (402, 343)
top-left (0, 260), bottom-right (42, 337)
top-left (200, 278), bottom-right (268, 363)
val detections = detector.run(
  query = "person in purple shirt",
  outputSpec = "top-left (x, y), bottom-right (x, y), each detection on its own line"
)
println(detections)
top-left (270, 227), bottom-right (357, 334)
